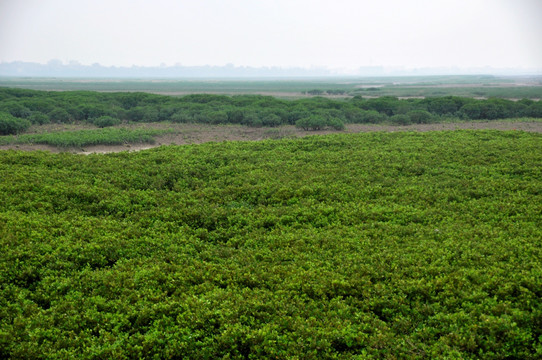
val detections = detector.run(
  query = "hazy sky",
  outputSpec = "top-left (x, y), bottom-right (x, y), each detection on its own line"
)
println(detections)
top-left (1, 0), bottom-right (541, 70)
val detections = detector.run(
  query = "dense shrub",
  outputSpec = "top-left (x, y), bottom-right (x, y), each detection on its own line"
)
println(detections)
top-left (261, 113), bottom-right (282, 127)
top-left (422, 96), bottom-right (473, 116)
top-left (28, 112), bottom-right (50, 125)
top-left (296, 115), bottom-right (344, 130)
top-left (170, 111), bottom-right (194, 123)
top-left (296, 115), bottom-right (326, 130)
top-left (0, 88), bottom-right (540, 133)
top-left (0, 131), bottom-right (540, 358)
top-left (286, 110), bottom-right (310, 125)
top-left (389, 114), bottom-right (411, 125)
top-left (359, 96), bottom-right (401, 116)
top-left (240, 111), bottom-right (261, 127)
top-left (75, 104), bottom-right (112, 120)
top-left (92, 115), bottom-right (121, 128)
top-left (359, 110), bottom-right (388, 123)
top-left (525, 102), bottom-right (542, 117)
top-left (407, 110), bottom-right (433, 124)
top-left (127, 106), bottom-right (146, 121)
top-left (0, 112), bottom-right (31, 135)
top-left (143, 108), bottom-right (160, 122)
top-left (48, 107), bottom-right (71, 123)
top-left (0, 101), bottom-right (32, 118)
top-left (328, 117), bottom-right (345, 130)
top-left (200, 110), bottom-right (229, 124)
top-left (459, 103), bottom-right (482, 119)
top-left (226, 108), bottom-right (244, 124)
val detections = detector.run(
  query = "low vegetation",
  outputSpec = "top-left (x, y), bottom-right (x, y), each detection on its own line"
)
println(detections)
top-left (0, 128), bottom-right (171, 147)
top-left (1, 131), bottom-right (541, 358)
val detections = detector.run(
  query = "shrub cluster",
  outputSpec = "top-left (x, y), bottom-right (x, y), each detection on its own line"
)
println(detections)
top-left (0, 87), bottom-right (540, 135)
top-left (91, 115), bottom-right (121, 128)
top-left (0, 112), bottom-right (31, 135)
top-left (295, 115), bottom-right (345, 130)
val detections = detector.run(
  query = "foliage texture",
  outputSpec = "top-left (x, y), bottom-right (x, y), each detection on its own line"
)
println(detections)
top-left (0, 131), bottom-right (541, 359)
top-left (1, 88), bottom-right (541, 133)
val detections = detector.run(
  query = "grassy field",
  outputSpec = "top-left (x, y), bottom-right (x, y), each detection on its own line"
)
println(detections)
top-left (0, 127), bottom-right (172, 148)
top-left (1, 131), bottom-right (541, 358)
top-left (1, 75), bottom-right (541, 99)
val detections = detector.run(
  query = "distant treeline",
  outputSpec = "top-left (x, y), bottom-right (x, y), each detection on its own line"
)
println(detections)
top-left (1, 87), bottom-right (541, 134)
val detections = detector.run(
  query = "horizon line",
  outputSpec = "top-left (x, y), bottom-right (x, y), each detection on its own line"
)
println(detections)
top-left (1, 60), bottom-right (541, 77)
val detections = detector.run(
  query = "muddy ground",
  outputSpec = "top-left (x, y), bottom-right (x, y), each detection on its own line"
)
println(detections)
top-left (1, 120), bottom-right (541, 155)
